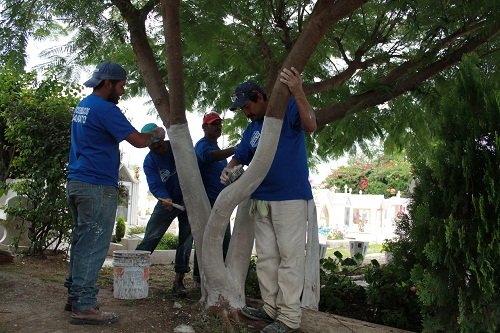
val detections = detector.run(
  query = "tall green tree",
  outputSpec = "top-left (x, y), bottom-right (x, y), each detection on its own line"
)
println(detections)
top-left (407, 55), bottom-right (500, 332)
top-left (0, 0), bottom-right (497, 156)
top-left (0, 69), bottom-right (81, 254)
top-left (0, 1), bottom-right (498, 328)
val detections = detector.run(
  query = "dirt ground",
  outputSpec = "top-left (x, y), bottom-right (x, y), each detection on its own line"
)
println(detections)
top-left (0, 254), bottom-right (266, 333)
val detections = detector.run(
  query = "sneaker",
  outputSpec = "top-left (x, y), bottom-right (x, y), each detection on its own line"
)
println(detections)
top-left (240, 306), bottom-right (273, 323)
top-left (70, 308), bottom-right (118, 325)
top-left (260, 320), bottom-right (297, 333)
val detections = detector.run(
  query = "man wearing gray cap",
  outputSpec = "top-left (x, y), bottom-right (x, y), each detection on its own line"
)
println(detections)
top-left (221, 67), bottom-right (316, 333)
top-left (65, 61), bottom-right (165, 325)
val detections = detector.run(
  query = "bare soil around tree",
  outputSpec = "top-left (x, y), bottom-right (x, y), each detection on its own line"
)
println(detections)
top-left (0, 253), bottom-right (265, 333)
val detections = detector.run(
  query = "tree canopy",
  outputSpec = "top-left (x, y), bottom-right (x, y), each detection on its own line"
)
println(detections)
top-left (1, 0), bottom-right (498, 160)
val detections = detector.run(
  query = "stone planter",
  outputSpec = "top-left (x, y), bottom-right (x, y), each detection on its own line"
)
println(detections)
top-left (121, 237), bottom-right (141, 251)
top-left (326, 239), bottom-right (349, 249)
top-left (108, 242), bottom-right (124, 256)
top-left (150, 249), bottom-right (194, 265)
top-left (349, 241), bottom-right (369, 264)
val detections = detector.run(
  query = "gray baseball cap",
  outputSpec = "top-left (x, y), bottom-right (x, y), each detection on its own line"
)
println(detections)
top-left (83, 61), bottom-right (127, 88)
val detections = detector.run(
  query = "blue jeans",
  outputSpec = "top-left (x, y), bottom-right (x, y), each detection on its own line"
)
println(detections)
top-left (64, 180), bottom-right (118, 312)
top-left (136, 200), bottom-right (193, 273)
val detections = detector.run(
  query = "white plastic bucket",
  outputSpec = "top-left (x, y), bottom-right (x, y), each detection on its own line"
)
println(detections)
top-left (113, 250), bottom-right (151, 299)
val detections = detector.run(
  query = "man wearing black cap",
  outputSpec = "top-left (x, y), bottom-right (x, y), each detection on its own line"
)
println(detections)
top-left (221, 67), bottom-right (316, 333)
top-left (65, 61), bottom-right (165, 325)
top-left (135, 123), bottom-right (193, 294)
top-left (192, 112), bottom-right (237, 282)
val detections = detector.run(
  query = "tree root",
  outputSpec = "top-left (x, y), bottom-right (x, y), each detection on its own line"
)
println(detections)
top-left (205, 297), bottom-right (250, 333)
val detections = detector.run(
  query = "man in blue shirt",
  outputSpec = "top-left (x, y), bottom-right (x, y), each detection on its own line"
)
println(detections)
top-left (193, 112), bottom-right (236, 282)
top-left (221, 67), bottom-right (316, 333)
top-left (66, 61), bottom-right (165, 325)
top-left (136, 123), bottom-right (193, 294)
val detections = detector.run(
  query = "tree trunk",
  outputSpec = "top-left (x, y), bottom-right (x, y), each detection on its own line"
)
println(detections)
top-left (300, 309), bottom-right (415, 333)
top-left (203, 117), bottom-right (283, 308)
top-left (159, 0), bottom-right (366, 313)
top-left (138, 0), bottom-right (364, 316)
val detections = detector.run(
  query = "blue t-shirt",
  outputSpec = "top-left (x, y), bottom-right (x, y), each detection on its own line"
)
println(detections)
top-left (195, 137), bottom-right (227, 200)
top-left (234, 98), bottom-right (313, 201)
top-left (143, 142), bottom-right (183, 203)
top-left (67, 94), bottom-right (136, 187)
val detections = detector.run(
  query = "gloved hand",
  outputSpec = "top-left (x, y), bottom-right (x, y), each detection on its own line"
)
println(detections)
top-left (220, 165), bottom-right (244, 185)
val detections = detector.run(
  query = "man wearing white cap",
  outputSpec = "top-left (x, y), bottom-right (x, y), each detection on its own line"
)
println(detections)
top-left (65, 61), bottom-right (165, 325)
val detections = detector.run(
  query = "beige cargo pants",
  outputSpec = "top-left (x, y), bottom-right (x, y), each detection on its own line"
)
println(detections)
top-left (252, 199), bottom-right (307, 330)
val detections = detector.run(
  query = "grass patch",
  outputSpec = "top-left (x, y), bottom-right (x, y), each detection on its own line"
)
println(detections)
top-left (98, 266), bottom-right (114, 287)
top-left (325, 243), bottom-right (385, 259)
top-left (326, 248), bottom-right (350, 258)
top-left (127, 225), bottom-right (146, 236)
top-left (39, 271), bottom-right (66, 284)
top-left (366, 243), bottom-right (384, 254)
top-left (192, 313), bottom-right (251, 333)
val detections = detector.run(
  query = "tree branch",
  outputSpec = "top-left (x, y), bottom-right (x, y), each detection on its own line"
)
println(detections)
top-left (160, 0), bottom-right (186, 125)
top-left (303, 53), bottom-right (388, 95)
top-left (315, 21), bottom-right (500, 127)
top-left (267, 0), bottom-right (367, 118)
top-left (111, 0), bottom-right (170, 122)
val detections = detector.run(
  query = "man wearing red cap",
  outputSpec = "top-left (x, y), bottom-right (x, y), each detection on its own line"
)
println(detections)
top-left (192, 112), bottom-right (237, 282)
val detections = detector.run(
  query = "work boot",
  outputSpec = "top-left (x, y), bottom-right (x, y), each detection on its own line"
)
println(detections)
top-left (240, 306), bottom-right (273, 323)
top-left (172, 272), bottom-right (186, 295)
top-left (64, 297), bottom-right (72, 311)
top-left (260, 320), bottom-right (297, 333)
top-left (70, 308), bottom-right (118, 325)
top-left (64, 297), bottom-right (100, 312)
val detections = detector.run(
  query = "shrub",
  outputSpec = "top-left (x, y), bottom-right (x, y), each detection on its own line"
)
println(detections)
top-left (323, 156), bottom-right (413, 198)
top-left (244, 256), bottom-right (260, 299)
top-left (156, 232), bottom-right (178, 250)
top-left (128, 226), bottom-right (146, 236)
top-left (319, 252), bottom-right (368, 320)
top-left (115, 217), bottom-right (126, 242)
top-left (407, 55), bottom-right (500, 332)
top-left (328, 229), bottom-right (344, 240)
top-left (365, 261), bottom-right (421, 331)
top-left (1, 70), bottom-right (81, 254)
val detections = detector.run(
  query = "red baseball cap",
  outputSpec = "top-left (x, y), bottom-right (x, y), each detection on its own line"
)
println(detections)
top-left (203, 112), bottom-right (222, 124)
